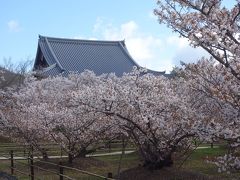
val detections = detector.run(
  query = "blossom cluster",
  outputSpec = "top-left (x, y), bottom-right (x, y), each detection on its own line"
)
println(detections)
top-left (207, 154), bottom-right (240, 173)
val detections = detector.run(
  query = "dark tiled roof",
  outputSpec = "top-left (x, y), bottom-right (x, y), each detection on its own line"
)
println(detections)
top-left (33, 35), bottom-right (167, 77)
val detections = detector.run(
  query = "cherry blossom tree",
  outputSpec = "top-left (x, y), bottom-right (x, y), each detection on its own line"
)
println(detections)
top-left (1, 76), bottom-right (52, 159)
top-left (155, 0), bottom-right (240, 172)
top-left (77, 69), bottom-right (199, 169)
top-left (115, 72), bottom-right (197, 169)
top-left (0, 72), bottom-right (5, 131)
top-left (154, 0), bottom-right (240, 79)
top-left (2, 74), bottom-right (113, 163)
top-left (0, 61), bottom-right (31, 135)
top-left (178, 59), bottom-right (240, 172)
top-left (0, 70), bottom-right (11, 135)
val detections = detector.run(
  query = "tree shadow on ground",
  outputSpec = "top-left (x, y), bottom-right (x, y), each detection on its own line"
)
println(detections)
top-left (119, 166), bottom-right (216, 180)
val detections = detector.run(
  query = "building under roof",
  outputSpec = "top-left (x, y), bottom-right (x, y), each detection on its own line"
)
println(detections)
top-left (33, 35), bottom-right (167, 77)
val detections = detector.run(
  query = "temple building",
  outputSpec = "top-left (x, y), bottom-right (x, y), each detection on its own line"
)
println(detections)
top-left (33, 35), bottom-right (167, 77)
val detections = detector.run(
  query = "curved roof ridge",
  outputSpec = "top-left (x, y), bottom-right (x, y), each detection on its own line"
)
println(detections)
top-left (44, 36), bottom-right (65, 71)
top-left (118, 41), bottom-right (140, 68)
top-left (39, 35), bottom-right (124, 44)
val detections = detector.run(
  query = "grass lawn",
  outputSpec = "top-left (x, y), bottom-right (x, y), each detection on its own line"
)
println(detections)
top-left (0, 141), bottom-right (239, 179)
top-left (0, 152), bottom-right (139, 179)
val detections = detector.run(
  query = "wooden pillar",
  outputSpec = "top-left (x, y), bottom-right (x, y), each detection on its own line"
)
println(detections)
top-left (10, 150), bottom-right (14, 175)
top-left (59, 161), bottom-right (64, 180)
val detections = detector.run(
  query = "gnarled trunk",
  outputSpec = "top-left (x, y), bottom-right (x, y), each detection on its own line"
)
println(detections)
top-left (139, 143), bottom-right (173, 170)
top-left (143, 153), bottom-right (173, 170)
top-left (78, 147), bottom-right (87, 158)
top-left (68, 147), bottom-right (95, 163)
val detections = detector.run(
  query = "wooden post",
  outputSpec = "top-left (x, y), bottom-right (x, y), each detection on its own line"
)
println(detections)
top-left (211, 142), bottom-right (213, 148)
top-left (10, 150), bottom-right (14, 175)
top-left (30, 154), bottom-right (34, 180)
top-left (107, 172), bottom-right (113, 179)
top-left (59, 161), bottom-right (64, 180)
top-left (108, 141), bottom-right (111, 153)
top-left (60, 146), bottom-right (63, 159)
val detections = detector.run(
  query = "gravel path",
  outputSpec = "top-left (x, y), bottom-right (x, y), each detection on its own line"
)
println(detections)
top-left (0, 150), bottom-right (135, 160)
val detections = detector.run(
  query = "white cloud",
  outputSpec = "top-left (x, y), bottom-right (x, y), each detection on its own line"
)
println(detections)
top-left (167, 36), bottom-right (189, 49)
top-left (166, 35), bottom-right (210, 66)
top-left (7, 20), bottom-right (21, 32)
top-left (120, 21), bottom-right (138, 38)
top-left (172, 45), bottom-right (210, 66)
top-left (93, 17), bottom-right (104, 32)
top-left (102, 21), bottom-right (158, 61)
top-left (88, 37), bottom-right (98, 40)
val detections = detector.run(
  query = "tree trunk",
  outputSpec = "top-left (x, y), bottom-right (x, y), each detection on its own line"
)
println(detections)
top-left (76, 147), bottom-right (96, 158)
top-left (31, 143), bottom-right (49, 161)
top-left (117, 137), bottom-right (128, 179)
top-left (68, 153), bottom-right (73, 164)
top-left (78, 148), bottom-right (87, 158)
top-left (143, 153), bottom-right (173, 170)
top-left (139, 143), bottom-right (173, 170)
top-left (41, 150), bottom-right (49, 161)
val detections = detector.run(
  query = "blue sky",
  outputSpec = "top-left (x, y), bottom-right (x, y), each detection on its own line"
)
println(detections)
top-left (0, 0), bottom-right (236, 72)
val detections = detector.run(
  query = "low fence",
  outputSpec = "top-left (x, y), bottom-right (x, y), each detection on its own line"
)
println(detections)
top-left (1, 150), bottom-right (114, 180)
top-left (0, 141), bottom-right (135, 157)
